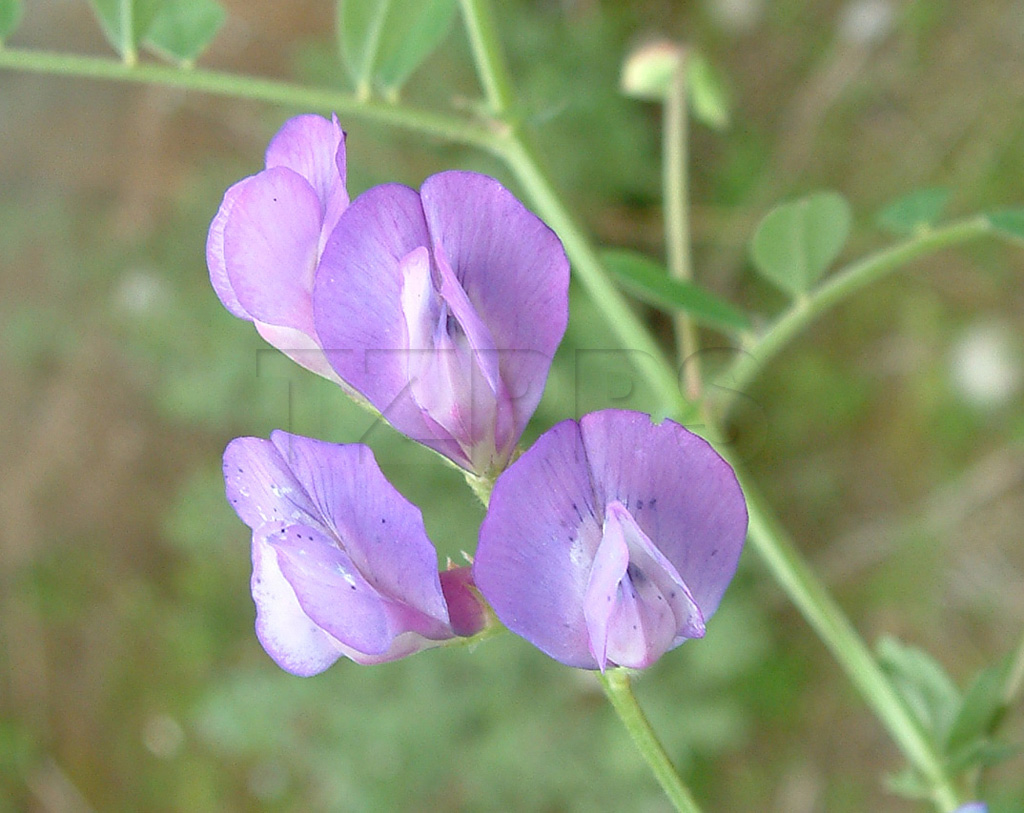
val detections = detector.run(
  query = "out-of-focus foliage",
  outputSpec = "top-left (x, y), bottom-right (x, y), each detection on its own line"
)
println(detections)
top-left (87, 0), bottom-right (224, 62)
top-left (751, 190), bottom-right (852, 296)
top-left (0, 0), bottom-right (23, 41)
top-left (876, 188), bottom-right (951, 235)
top-left (602, 248), bottom-right (751, 333)
top-left (337, 0), bottom-right (458, 97)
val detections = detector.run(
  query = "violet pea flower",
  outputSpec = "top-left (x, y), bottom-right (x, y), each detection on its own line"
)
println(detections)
top-left (207, 114), bottom-right (351, 385)
top-left (473, 410), bottom-right (748, 671)
top-left (313, 171), bottom-right (570, 477)
top-left (224, 431), bottom-right (485, 675)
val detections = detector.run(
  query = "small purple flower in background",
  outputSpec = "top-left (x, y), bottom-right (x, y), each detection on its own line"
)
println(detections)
top-left (473, 410), bottom-right (747, 671)
top-left (313, 170), bottom-right (570, 476)
top-left (953, 804), bottom-right (988, 813)
top-left (207, 114), bottom-right (350, 384)
top-left (224, 431), bottom-right (484, 675)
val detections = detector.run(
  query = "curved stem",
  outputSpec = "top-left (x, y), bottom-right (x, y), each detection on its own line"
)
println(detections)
top-left (716, 217), bottom-right (993, 415)
top-left (0, 47), bottom-right (500, 150)
top-left (598, 670), bottom-right (704, 813)
top-left (739, 472), bottom-right (961, 811)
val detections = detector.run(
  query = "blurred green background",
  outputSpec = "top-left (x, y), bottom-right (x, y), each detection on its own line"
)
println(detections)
top-left (2, 0), bottom-right (1023, 810)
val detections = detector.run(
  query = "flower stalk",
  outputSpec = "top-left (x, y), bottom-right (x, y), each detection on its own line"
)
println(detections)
top-left (663, 49), bottom-right (702, 400)
top-left (739, 473), bottom-right (961, 811)
top-left (598, 669), bottom-right (704, 813)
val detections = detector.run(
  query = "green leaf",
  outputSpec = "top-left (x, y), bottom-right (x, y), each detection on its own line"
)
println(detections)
top-left (876, 635), bottom-right (961, 744)
top-left (987, 208), bottom-right (1024, 243)
top-left (876, 187), bottom-right (950, 235)
top-left (944, 658), bottom-right (1010, 756)
top-left (0, 0), bottom-right (24, 42)
top-left (750, 191), bottom-right (852, 296)
top-left (946, 738), bottom-right (1021, 774)
top-left (374, 0), bottom-right (456, 91)
top-left (337, 0), bottom-right (457, 96)
top-left (145, 0), bottom-right (225, 64)
top-left (687, 51), bottom-right (730, 130)
top-left (883, 766), bottom-right (932, 802)
top-left (602, 249), bottom-right (751, 333)
top-left (89, 0), bottom-right (164, 59)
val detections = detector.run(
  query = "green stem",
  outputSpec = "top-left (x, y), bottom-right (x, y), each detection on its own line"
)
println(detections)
top-left (499, 134), bottom-right (690, 418)
top-left (456, 0), bottom-right (688, 416)
top-left (716, 216), bottom-right (993, 415)
top-left (739, 473), bottom-right (961, 811)
top-left (0, 47), bottom-right (500, 151)
top-left (458, 0), bottom-right (515, 115)
top-left (663, 51), bottom-right (701, 400)
top-left (598, 670), bottom-right (704, 813)
top-left (119, 0), bottom-right (137, 66)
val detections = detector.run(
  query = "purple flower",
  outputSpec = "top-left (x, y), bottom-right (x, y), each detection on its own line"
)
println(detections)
top-left (954, 805), bottom-right (988, 813)
top-left (473, 410), bottom-right (747, 671)
top-left (313, 171), bottom-right (569, 476)
top-left (224, 431), bottom-right (484, 675)
top-left (207, 114), bottom-right (350, 384)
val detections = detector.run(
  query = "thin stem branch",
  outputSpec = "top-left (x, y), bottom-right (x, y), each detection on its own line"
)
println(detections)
top-left (598, 670), bottom-right (704, 813)
top-left (739, 473), bottom-right (961, 811)
top-left (664, 51), bottom-right (701, 399)
top-left (0, 48), bottom-right (500, 151)
top-left (715, 216), bottom-right (993, 415)
top-left (458, 0), bottom-right (516, 115)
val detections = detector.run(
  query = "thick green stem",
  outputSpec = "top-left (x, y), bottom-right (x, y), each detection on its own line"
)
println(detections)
top-left (716, 217), bottom-right (993, 415)
top-left (598, 670), bottom-right (704, 813)
top-left (0, 48), bottom-right (500, 150)
top-left (739, 473), bottom-right (961, 811)
top-left (499, 135), bottom-right (690, 418)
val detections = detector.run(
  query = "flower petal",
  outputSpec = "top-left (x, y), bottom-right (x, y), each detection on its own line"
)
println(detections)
top-left (222, 167), bottom-right (323, 333)
top-left (582, 511), bottom-right (629, 672)
top-left (270, 523), bottom-right (397, 656)
top-left (579, 411), bottom-right (747, 618)
top-left (420, 171), bottom-right (569, 438)
top-left (266, 432), bottom-right (451, 627)
top-left (315, 185), bottom-right (468, 466)
top-left (253, 322), bottom-right (349, 386)
top-left (474, 419), bottom-right (603, 668)
top-left (264, 113), bottom-right (349, 247)
top-left (595, 502), bottom-right (704, 670)
top-left (251, 531), bottom-right (345, 676)
top-left (224, 436), bottom-right (321, 532)
top-left (226, 433), bottom-right (460, 669)
top-left (207, 176), bottom-right (255, 320)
